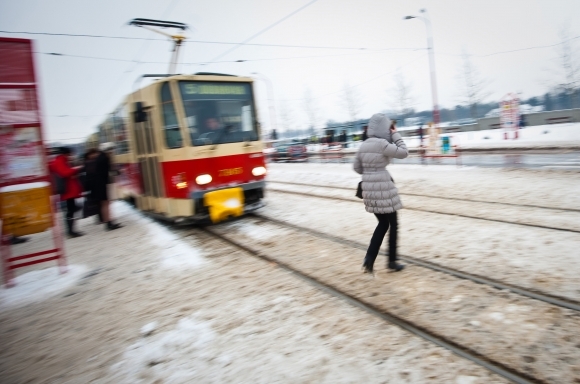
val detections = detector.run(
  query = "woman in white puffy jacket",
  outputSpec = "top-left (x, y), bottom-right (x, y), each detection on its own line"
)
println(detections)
top-left (354, 113), bottom-right (409, 274)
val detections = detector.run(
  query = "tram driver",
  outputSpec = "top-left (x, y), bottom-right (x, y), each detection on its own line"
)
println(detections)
top-left (205, 117), bottom-right (220, 131)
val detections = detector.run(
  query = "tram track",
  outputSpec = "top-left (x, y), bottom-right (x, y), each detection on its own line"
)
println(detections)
top-left (268, 180), bottom-right (580, 214)
top-left (200, 225), bottom-right (542, 384)
top-left (251, 213), bottom-right (580, 313)
top-left (266, 181), bottom-right (580, 234)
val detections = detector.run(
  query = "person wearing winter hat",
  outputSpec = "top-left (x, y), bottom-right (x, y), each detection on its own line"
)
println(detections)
top-left (354, 113), bottom-right (409, 274)
top-left (92, 142), bottom-right (122, 231)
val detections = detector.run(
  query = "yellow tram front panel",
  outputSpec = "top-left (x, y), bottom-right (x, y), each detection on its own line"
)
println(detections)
top-left (203, 187), bottom-right (244, 223)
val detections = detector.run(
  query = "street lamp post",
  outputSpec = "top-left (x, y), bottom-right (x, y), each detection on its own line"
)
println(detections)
top-left (251, 72), bottom-right (278, 139)
top-left (404, 9), bottom-right (440, 126)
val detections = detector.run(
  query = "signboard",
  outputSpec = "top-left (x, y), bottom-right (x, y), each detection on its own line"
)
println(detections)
top-left (426, 122), bottom-right (440, 154)
top-left (500, 93), bottom-right (520, 140)
top-left (0, 37), bottom-right (66, 287)
top-left (0, 38), bottom-right (46, 188)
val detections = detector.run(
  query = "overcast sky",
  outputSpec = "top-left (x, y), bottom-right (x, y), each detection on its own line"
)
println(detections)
top-left (1, 0), bottom-right (579, 142)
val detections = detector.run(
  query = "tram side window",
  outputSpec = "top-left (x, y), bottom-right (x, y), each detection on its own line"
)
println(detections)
top-left (161, 83), bottom-right (182, 149)
top-left (113, 105), bottom-right (130, 154)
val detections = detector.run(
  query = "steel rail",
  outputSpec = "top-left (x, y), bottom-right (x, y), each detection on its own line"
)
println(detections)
top-left (253, 213), bottom-right (580, 313)
top-left (267, 180), bottom-right (580, 213)
top-left (267, 186), bottom-right (580, 234)
top-left (201, 226), bottom-right (543, 384)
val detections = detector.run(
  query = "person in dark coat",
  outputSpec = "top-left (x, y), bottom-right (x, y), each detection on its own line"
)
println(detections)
top-left (93, 142), bottom-right (121, 231)
top-left (82, 148), bottom-right (102, 222)
top-left (49, 147), bottom-right (84, 238)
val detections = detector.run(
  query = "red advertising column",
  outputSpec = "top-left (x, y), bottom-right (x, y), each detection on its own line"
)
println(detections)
top-left (0, 37), bottom-right (67, 287)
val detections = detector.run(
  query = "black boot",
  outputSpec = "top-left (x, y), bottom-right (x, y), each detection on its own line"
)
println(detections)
top-left (105, 221), bottom-right (122, 231)
top-left (66, 218), bottom-right (84, 238)
top-left (362, 258), bottom-right (374, 275)
top-left (387, 261), bottom-right (405, 272)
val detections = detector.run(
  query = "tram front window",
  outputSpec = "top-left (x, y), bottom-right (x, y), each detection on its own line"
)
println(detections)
top-left (179, 81), bottom-right (258, 146)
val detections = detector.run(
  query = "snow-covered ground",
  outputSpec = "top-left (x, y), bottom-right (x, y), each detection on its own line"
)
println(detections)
top-left (434, 122), bottom-right (580, 150)
top-left (265, 163), bottom-right (580, 301)
top-left (0, 201), bottom-right (505, 383)
top-left (2, 161), bottom-right (577, 382)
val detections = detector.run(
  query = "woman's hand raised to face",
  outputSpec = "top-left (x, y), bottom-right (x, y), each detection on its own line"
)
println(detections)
top-left (390, 123), bottom-right (397, 134)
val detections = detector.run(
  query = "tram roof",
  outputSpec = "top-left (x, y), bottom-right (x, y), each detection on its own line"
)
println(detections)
top-left (139, 73), bottom-right (253, 82)
top-left (131, 73), bottom-right (254, 95)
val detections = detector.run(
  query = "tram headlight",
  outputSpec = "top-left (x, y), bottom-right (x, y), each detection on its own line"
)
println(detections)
top-left (252, 166), bottom-right (267, 176)
top-left (195, 174), bottom-right (212, 185)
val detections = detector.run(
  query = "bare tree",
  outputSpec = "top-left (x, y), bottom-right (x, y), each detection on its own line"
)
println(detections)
top-left (554, 26), bottom-right (580, 108)
top-left (457, 50), bottom-right (491, 119)
top-left (389, 68), bottom-right (415, 119)
top-left (340, 81), bottom-right (363, 126)
top-left (302, 88), bottom-right (320, 134)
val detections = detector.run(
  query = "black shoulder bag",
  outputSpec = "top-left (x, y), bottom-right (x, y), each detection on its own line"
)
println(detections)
top-left (355, 182), bottom-right (363, 199)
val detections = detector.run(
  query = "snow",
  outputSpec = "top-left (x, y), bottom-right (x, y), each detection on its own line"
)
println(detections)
top-left (0, 264), bottom-right (87, 309)
top-left (113, 315), bottom-right (217, 382)
top-left (112, 201), bottom-right (205, 269)
top-left (140, 321), bottom-right (158, 337)
top-left (0, 185), bottom-right (508, 383)
top-left (220, 220), bottom-right (290, 241)
top-left (264, 162), bottom-right (580, 301)
top-left (12, 159), bottom-right (580, 382)
top-left (0, 181), bottom-right (50, 193)
top-left (441, 122), bottom-right (580, 150)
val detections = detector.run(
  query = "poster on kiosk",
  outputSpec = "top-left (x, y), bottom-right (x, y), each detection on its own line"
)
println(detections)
top-left (0, 37), bottom-right (66, 288)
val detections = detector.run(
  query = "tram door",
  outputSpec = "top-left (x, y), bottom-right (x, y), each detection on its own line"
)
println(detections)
top-left (133, 105), bottom-right (164, 212)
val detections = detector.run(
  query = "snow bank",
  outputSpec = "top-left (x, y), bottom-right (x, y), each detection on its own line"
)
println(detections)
top-left (0, 264), bottom-right (87, 309)
top-left (445, 122), bottom-right (580, 150)
top-left (112, 201), bottom-right (205, 269)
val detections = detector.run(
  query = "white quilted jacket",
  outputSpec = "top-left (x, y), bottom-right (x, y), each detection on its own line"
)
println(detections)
top-left (354, 113), bottom-right (409, 213)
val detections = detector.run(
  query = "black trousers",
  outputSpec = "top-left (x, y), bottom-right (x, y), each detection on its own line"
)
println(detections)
top-left (364, 211), bottom-right (398, 267)
top-left (65, 198), bottom-right (78, 220)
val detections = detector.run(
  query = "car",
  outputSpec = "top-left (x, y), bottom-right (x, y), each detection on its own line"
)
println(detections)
top-left (271, 139), bottom-right (308, 162)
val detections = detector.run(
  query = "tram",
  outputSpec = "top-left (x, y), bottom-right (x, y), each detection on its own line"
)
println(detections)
top-left (86, 72), bottom-right (267, 224)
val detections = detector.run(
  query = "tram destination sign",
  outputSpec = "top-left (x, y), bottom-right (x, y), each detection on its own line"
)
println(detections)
top-left (183, 83), bottom-right (246, 95)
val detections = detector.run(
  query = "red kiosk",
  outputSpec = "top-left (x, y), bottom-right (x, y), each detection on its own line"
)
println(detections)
top-left (0, 37), bottom-right (66, 288)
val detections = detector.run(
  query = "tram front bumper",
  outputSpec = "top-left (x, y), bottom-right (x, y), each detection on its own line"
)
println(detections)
top-left (189, 181), bottom-right (265, 224)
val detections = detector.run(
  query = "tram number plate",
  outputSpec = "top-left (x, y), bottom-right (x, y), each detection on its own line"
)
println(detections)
top-left (218, 167), bottom-right (243, 177)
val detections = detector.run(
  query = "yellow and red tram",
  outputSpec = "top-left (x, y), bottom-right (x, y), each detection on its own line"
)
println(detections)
top-left (87, 73), bottom-right (267, 224)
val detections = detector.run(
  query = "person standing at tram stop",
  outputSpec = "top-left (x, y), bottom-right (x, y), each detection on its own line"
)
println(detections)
top-left (93, 142), bottom-right (122, 231)
top-left (354, 113), bottom-right (409, 274)
top-left (49, 147), bottom-right (84, 238)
